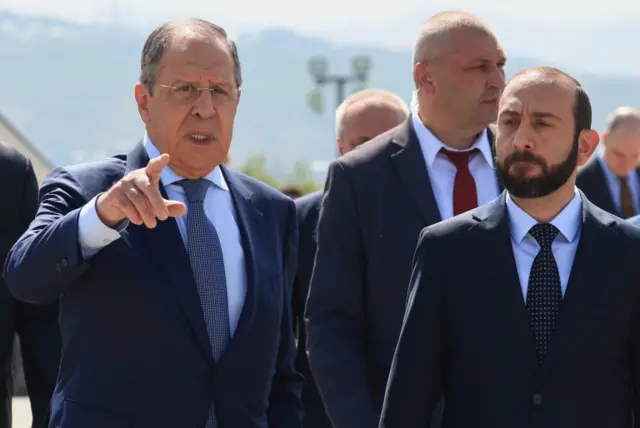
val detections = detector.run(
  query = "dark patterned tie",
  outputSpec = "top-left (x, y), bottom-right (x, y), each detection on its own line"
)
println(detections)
top-left (179, 179), bottom-right (230, 428)
top-left (440, 148), bottom-right (479, 215)
top-left (526, 223), bottom-right (561, 366)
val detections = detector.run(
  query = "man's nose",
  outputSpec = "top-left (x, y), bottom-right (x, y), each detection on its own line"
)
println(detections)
top-left (192, 90), bottom-right (217, 119)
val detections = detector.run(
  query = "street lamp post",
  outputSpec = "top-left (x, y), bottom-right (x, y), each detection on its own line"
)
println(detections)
top-left (307, 56), bottom-right (372, 158)
top-left (307, 55), bottom-right (372, 116)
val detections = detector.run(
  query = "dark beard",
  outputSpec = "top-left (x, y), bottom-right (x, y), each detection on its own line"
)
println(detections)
top-left (496, 139), bottom-right (579, 198)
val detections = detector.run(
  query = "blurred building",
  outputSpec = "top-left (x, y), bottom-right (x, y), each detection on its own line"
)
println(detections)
top-left (0, 110), bottom-right (54, 396)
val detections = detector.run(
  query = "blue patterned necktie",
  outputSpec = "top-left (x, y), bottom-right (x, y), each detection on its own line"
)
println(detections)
top-left (526, 223), bottom-right (561, 366)
top-left (179, 179), bottom-right (230, 428)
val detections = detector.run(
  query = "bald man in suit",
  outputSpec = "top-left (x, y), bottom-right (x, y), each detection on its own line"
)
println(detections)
top-left (293, 89), bottom-right (409, 428)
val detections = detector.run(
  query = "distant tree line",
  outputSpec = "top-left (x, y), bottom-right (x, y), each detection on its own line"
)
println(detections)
top-left (235, 154), bottom-right (322, 196)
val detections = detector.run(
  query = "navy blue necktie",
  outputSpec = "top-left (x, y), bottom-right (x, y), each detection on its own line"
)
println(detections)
top-left (179, 179), bottom-right (230, 428)
top-left (526, 223), bottom-right (561, 366)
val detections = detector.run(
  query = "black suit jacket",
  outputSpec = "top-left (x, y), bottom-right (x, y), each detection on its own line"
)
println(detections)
top-left (305, 117), bottom-right (499, 428)
top-left (292, 190), bottom-right (331, 428)
top-left (576, 155), bottom-right (640, 218)
top-left (0, 143), bottom-right (60, 428)
top-left (380, 192), bottom-right (640, 428)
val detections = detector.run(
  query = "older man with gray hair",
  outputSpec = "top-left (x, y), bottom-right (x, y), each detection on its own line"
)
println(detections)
top-left (293, 88), bottom-right (408, 428)
top-left (4, 17), bottom-right (303, 428)
top-left (578, 106), bottom-right (640, 218)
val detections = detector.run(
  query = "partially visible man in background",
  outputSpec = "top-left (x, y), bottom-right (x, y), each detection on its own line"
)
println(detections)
top-left (577, 106), bottom-right (640, 218)
top-left (0, 143), bottom-right (60, 428)
top-left (293, 89), bottom-right (408, 428)
top-left (306, 11), bottom-right (505, 428)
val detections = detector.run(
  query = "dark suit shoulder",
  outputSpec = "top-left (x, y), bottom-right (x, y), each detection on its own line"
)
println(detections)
top-left (38, 154), bottom-right (127, 204)
top-left (50, 154), bottom-right (126, 187)
top-left (295, 190), bottom-right (322, 220)
top-left (423, 207), bottom-right (481, 239)
top-left (576, 156), bottom-right (602, 181)
top-left (0, 142), bottom-right (29, 165)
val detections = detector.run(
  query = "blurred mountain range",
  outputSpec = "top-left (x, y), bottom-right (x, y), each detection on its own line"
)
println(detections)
top-left (2, 10), bottom-right (640, 175)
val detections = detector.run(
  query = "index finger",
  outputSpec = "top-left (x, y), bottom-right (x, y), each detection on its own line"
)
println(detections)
top-left (145, 153), bottom-right (170, 183)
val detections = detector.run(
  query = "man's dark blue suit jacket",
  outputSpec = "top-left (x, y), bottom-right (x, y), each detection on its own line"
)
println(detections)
top-left (3, 143), bottom-right (304, 428)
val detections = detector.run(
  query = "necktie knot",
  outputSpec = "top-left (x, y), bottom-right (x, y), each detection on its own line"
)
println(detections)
top-left (529, 223), bottom-right (559, 249)
top-left (179, 179), bottom-right (210, 204)
top-left (440, 148), bottom-right (478, 170)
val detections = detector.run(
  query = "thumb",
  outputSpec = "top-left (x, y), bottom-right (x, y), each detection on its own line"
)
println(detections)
top-left (165, 199), bottom-right (187, 217)
top-left (145, 154), bottom-right (170, 183)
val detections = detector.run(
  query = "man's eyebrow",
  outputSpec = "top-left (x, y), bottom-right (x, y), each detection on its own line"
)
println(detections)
top-left (500, 109), bottom-right (562, 121)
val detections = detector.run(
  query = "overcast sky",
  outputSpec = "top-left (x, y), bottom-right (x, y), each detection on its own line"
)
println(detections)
top-left (1, 0), bottom-right (637, 34)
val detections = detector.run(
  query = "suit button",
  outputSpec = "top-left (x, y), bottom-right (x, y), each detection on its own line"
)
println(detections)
top-left (56, 257), bottom-right (68, 272)
top-left (532, 393), bottom-right (542, 405)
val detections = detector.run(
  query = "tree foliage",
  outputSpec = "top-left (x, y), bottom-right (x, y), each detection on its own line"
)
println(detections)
top-left (235, 154), bottom-right (322, 196)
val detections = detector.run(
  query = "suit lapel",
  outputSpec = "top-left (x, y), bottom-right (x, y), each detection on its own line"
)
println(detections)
top-left (124, 143), bottom-right (215, 365)
top-left (216, 166), bottom-right (260, 362)
top-left (390, 117), bottom-right (441, 225)
top-left (539, 194), bottom-right (616, 380)
top-left (473, 195), bottom-right (537, 368)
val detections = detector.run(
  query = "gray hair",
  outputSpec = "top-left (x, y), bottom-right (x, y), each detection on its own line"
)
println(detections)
top-left (140, 18), bottom-right (242, 94)
top-left (604, 106), bottom-right (640, 134)
top-left (335, 89), bottom-right (409, 138)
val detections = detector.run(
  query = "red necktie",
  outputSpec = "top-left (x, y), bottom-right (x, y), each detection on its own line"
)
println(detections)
top-left (441, 148), bottom-right (479, 216)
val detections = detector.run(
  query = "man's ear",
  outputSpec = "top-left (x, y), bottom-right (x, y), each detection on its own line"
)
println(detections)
top-left (577, 129), bottom-right (600, 167)
top-left (135, 82), bottom-right (151, 124)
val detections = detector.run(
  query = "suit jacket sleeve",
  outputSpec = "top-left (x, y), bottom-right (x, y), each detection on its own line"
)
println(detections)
top-left (629, 244), bottom-right (640, 424)
top-left (20, 158), bottom-right (38, 232)
top-left (379, 227), bottom-right (445, 428)
top-left (3, 167), bottom-right (90, 304)
top-left (268, 198), bottom-right (304, 427)
top-left (305, 161), bottom-right (379, 428)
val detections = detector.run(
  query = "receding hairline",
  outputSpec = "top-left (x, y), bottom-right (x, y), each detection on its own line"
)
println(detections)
top-left (335, 89), bottom-right (409, 137)
top-left (509, 66), bottom-right (580, 89)
top-left (412, 11), bottom-right (496, 63)
top-left (156, 19), bottom-right (230, 58)
top-left (502, 66), bottom-right (580, 105)
top-left (604, 106), bottom-right (640, 134)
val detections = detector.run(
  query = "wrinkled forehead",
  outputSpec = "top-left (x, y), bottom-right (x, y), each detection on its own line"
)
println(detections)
top-left (499, 77), bottom-right (575, 121)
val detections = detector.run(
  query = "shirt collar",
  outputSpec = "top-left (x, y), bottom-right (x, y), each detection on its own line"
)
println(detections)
top-left (505, 188), bottom-right (582, 245)
top-left (411, 113), bottom-right (494, 168)
top-left (142, 134), bottom-right (229, 191)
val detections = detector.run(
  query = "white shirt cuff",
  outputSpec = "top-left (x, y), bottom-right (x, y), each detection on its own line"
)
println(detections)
top-left (77, 194), bottom-right (127, 258)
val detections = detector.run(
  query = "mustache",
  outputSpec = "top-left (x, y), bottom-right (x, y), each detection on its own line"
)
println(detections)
top-left (503, 151), bottom-right (546, 168)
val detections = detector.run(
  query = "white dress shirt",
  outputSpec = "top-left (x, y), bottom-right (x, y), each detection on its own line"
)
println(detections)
top-left (597, 147), bottom-right (640, 215)
top-left (411, 113), bottom-right (501, 220)
top-left (77, 135), bottom-right (247, 335)
top-left (505, 189), bottom-right (582, 300)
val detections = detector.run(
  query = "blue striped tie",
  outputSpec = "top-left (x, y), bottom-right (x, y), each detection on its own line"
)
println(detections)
top-left (180, 179), bottom-right (230, 428)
